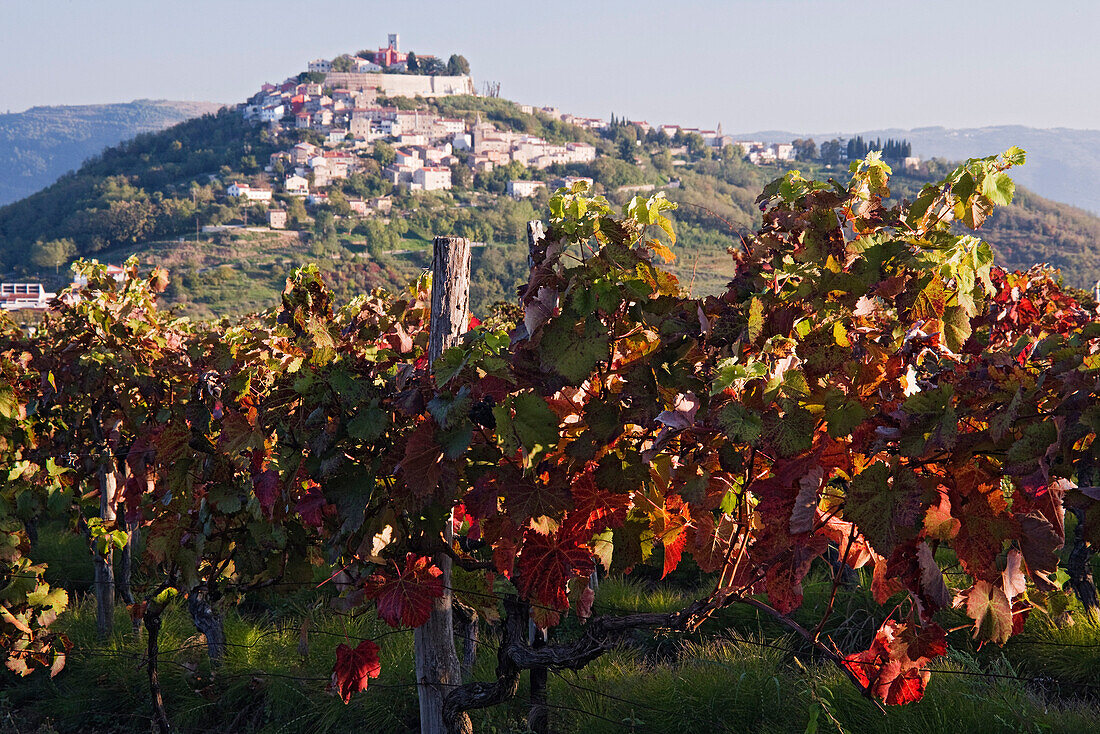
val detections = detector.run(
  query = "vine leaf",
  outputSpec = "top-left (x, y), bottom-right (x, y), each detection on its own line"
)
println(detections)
top-left (789, 466), bottom-right (823, 535)
top-left (494, 392), bottom-right (559, 468)
top-left (363, 554), bottom-right (444, 628)
top-left (960, 580), bottom-right (1013, 644)
top-left (253, 470), bottom-right (280, 518)
top-left (400, 420), bottom-right (444, 498)
top-left (330, 640), bottom-right (381, 703)
top-left (540, 313), bottom-right (609, 382)
top-left (845, 462), bottom-right (923, 556)
top-left (295, 482), bottom-right (329, 528)
top-left (516, 528), bottom-right (595, 610)
top-left (842, 620), bottom-right (946, 705)
top-left (562, 469), bottom-right (630, 535)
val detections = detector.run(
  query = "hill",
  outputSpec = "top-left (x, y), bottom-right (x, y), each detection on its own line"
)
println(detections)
top-left (0, 99), bottom-right (222, 205)
top-left (3, 85), bottom-right (1100, 319)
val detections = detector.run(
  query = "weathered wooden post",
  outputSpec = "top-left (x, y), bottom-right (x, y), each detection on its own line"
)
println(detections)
top-left (526, 219), bottom-right (545, 269)
top-left (94, 461), bottom-right (117, 639)
top-left (417, 235), bottom-right (470, 734)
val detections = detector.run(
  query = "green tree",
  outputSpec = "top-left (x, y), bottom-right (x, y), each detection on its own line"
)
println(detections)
top-left (450, 163), bottom-right (472, 189)
top-left (328, 189), bottom-right (352, 217)
top-left (406, 52), bottom-right (419, 73)
top-left (286, 197), bottom-right (308, 229)
top-left (331, 55), bottom-right (355, 72)
top-left (820, 138), bottom-right (845, 164)
top-left (373, 140), bottom-right (395, 167)
top-left (312, 209), bottom-right (337, 245)
top-left (446, 54), bottom-right (470, 75)
top-left (793, 138), bottom-right (817, 161)
top-left (360, 218), bottom-right (398, 256)
top-left (29, 238), bottom-right (77, 271)
top-left (617, 135), bottom-right (636, 161)
top-left (684, 132), bottom-right (706, 157)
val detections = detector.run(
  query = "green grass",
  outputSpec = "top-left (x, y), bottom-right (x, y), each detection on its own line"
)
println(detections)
top-left (3, 595), bottom-right (424, 734)
top-left (7, 538), bottom-right (1100, 734)
top-left (481, 635), bottom-right (1100, 734)
top-left (6, 582), bottom-right (1100, 734)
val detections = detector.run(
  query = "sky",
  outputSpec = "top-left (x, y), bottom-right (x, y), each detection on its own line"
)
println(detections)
top-left (2, 0), bottom-right (1098, 134)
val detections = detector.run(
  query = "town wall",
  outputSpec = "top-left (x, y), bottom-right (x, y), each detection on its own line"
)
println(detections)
top-left (323, 73), bottom-right (474, 97)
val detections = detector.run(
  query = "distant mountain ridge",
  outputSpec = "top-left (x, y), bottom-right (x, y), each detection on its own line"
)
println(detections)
top-left (736, 125), bottom-right (1100, 215)
top-left (0, 99), bottom-right (223, 205)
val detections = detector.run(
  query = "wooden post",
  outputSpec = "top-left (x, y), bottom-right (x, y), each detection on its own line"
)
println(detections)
top-left (417, 235), bottom-right (470, 734)
top-left (526, 220), bottom-right (545, 269)
top-left (94, 463), bottom-right (117, 639)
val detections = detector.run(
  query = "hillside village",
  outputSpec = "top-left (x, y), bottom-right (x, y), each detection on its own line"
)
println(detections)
top-left (0, 35), bottom-right (935, 318)
top-left (232, 34), bottom-right (892, 224)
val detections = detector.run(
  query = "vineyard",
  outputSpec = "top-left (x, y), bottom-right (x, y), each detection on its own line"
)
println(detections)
top-left (3, 151), bottom-right (1100, 733)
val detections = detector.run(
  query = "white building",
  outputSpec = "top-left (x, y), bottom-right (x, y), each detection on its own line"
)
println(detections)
top-left (564, 142), bottom-right (597, 163)
top-left (308, 59), bottom-right (332, 73)
top-left (397, 133), bottom-right (429, 147)
top-left (259, 105), bottom-right (286, 123)
top-left (0, 283), bottom-right (56, 311)
top-left (292, 142), bottom-right (321, 165)
top-left (507, 180), bottom-right (546, 198)
top-left (772, 143), bottom-right (796, 161)
top-left (435, 118), bottom-right (467, 136)
top-left (284, 175), bottom-right (309, 196)
top-left (227, 182), bottom-right (273, 202)
top-left (394, 148), bottom-right (423, 170)
top-left (268, 209), bottom-right (288, 229)
top-left (351, 58), bottom-right (383, 73)
top-left (413, 166), bottom-right (452, 191)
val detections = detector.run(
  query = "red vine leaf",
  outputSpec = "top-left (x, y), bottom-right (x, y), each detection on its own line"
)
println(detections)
top-left (363, 553), bottom-right (444, 628)
top-left (842, 620), bottom-right (946, 705)
top-left (661, 528), bottom-right (686, 580)
top-left (516, 528), bottom-right (594, 612)
top-left (253, 470), bottom-right (280, 519)
top-left (295, 482), bottom-right (330, 528)
top-left (562, 469), bottom-right (630, 536)
top-left (330, 640), bottom-right (381, 703)
top-left (400, 419), bottom-right (443, 498)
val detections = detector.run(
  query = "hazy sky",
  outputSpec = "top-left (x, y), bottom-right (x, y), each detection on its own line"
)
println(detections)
top-left (2, 0), bottom-right (1098, 133)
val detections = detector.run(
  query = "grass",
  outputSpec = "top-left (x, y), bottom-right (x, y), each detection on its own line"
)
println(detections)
top-left (7, 529), bottom-right (1100, 733)
top-left (6, 572), bottom-right (1099, 733)
top-left (3, 596), bottom-right (424, 734)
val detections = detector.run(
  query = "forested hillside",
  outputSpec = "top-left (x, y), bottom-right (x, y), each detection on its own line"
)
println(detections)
top-left (0, 100), bottom-right (222, 205)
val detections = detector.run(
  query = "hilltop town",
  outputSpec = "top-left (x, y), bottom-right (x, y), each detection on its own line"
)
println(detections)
top-left (1, 36), bottom-right (997, 323)
top-left (232, 34), bottom-right (914, 221)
